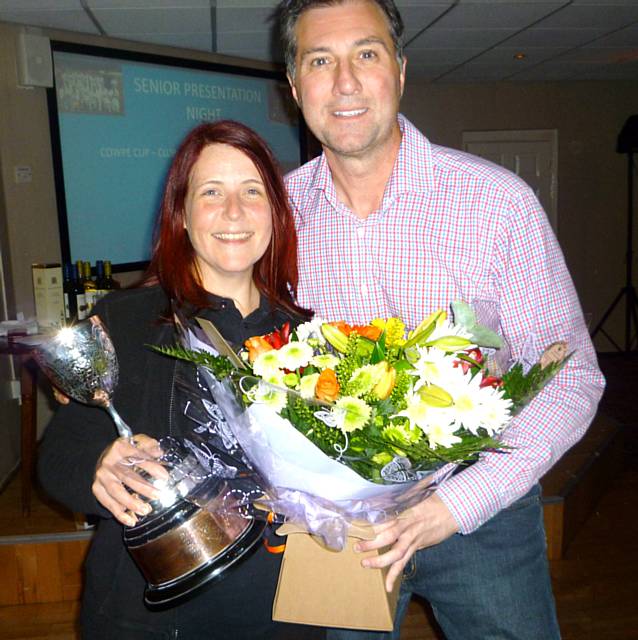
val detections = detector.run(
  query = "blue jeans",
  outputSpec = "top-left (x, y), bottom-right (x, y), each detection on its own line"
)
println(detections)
top-left (326, 484), bottom-right (560, 640)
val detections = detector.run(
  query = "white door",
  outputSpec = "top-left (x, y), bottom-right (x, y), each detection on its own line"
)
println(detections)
top-left (462, 130), bottom-right (558, 231)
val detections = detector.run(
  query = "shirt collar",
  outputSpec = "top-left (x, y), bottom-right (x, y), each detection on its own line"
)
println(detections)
top-left (181, 292), bottom-right (272, 322)
top-left (308, 151), bottom-right (340, 210)
top-left (307, 113), bottom-right (436, 205)
top-left (386, 114), bottom-right (435, 200)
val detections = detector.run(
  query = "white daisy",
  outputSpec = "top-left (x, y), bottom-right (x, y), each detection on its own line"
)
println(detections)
top-left (446, 367), bottom-right (488, 435)
top-left (394, 389), bottom-right (432, 432)
top-left (421, 412), bottom-right (463, 449)
top-left (476, 385), bottom-right (513, 436)
top-left (411, 346), bottom-right (456, 390)
top-left (277, 341), bottom-right (314, 371)
top-left (252, 349), bottom-right (282, 377)
top-left (295, 317), bottom-right (326, 345)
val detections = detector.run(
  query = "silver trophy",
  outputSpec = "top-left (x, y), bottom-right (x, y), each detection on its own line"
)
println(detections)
top-left (34, 315), bottom-right (265, 608)
top-left (33, 315), bottom-right (132, 438)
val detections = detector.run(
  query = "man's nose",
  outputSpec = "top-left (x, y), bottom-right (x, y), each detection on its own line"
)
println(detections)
top-left (333, 59), bottom-right (361, 96)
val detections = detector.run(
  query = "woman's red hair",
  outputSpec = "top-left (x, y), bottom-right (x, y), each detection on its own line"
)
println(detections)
top-left (143, 120), bottom-right (308, 318)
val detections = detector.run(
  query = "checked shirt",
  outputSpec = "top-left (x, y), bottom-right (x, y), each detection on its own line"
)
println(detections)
top-left (285, 114), bottom-right (605, 534)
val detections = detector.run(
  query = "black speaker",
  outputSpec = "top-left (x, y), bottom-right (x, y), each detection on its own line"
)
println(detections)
top-left (617, 115), bottom-right (638, 154)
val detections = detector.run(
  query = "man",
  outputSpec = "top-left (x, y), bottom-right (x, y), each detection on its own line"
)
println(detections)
top-left (278, 0), bottom-right (605, 638)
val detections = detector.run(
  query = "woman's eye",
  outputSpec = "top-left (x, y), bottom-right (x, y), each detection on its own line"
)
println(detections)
top-left (203, 188), bottom-right (221, 197)
top-left (245, 187), bottom-right (263, 197)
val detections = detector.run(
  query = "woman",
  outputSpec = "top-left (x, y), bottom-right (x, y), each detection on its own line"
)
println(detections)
top-left (37, 121), bottom-right (317, 639)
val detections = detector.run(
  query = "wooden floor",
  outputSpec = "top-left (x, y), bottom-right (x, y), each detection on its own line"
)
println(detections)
top-left (0, 480), bottom-right (79, 537)
top-left (0, 352), bottom-right (636, 639)
top-left (402, 462), bottom-right (638, 639)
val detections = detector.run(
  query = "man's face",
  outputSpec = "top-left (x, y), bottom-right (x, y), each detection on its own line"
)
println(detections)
top-left (289, 0), bottom-right (405, 159)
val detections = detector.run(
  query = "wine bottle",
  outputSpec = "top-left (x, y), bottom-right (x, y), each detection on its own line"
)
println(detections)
top-left (94, 260), bottom-right (108, 303)
top-left (62, 263), bottom-right (76, 324)
top-left (73, 263), bottom-right (88, 320)
top-left (83, 261), bottom-right (97, 314)
top-left (104, 260), bottom-right (119, 289)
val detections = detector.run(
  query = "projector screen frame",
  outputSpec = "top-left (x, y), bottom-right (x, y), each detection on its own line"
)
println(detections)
top-left (47, 40), bottom-right (309, 274)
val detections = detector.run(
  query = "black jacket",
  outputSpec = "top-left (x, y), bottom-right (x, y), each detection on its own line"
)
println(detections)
top-left (37, 286), bottom-right (311, 639)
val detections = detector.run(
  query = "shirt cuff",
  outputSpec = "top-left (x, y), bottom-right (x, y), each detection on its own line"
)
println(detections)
top-left (435, 462), bottom-right (505, 534)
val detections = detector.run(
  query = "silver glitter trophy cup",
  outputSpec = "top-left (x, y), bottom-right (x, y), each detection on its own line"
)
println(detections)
top-left (35, 316), bottom-right (265, 608)
top-left (34, 316), bottom-right (132, 438)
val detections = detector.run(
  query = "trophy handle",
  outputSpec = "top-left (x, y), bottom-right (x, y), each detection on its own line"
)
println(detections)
top-left (105, 404), bottom-right (134, 439)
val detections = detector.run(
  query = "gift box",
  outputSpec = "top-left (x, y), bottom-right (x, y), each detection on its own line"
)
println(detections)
top-left (272, 523), bottom-right (401, 632)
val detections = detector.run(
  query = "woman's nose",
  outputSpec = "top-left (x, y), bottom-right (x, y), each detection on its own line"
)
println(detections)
top-left (222, 193), bottom-right (243, 220)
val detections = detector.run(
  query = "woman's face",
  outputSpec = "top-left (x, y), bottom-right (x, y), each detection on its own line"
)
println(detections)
top-left (184, 143), bottom-right (272, 292)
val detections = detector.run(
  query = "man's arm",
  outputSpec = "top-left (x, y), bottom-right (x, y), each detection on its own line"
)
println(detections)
top-left (358, 186), bottom-right (605, 589)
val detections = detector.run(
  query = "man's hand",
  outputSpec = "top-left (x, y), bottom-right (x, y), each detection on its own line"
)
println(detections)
top-left (92, 434), bottom-right (167, 526)
top-left (355, 493), bottom-right (460, 592)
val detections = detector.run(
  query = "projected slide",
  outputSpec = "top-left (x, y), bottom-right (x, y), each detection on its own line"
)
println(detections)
top-left (50, 48), bottom-right (301, 268)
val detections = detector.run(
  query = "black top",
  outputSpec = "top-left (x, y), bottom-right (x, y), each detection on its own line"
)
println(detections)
top-left (192, 291), bottom-right (291, 349)
top-left (37, 286), bottom-right (318, 640)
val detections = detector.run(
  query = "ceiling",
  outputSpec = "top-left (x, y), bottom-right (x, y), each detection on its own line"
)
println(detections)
top-left (1, 0), bottom-right (637, 83)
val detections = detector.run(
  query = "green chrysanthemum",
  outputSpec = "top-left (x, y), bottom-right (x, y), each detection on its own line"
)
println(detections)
top-left (371, 452), bottom-right (393, 466)
top-left (332, 396), bottom-right (372, 433)
top-left (382, 422), bottom-right (424, 446)
top-left (346, 363), bottom-right (385, 397)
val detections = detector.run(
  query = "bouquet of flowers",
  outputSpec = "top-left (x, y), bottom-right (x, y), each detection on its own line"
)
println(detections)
top-left (156, 301), bottom-right (568, 548)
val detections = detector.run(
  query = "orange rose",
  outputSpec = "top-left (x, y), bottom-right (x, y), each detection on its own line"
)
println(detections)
top-left (352, 324), bottom-right (382, 341)
top-left (315, 368), bottom-right (340, 402)
top-left (244, 336), bottom-right (274, 363)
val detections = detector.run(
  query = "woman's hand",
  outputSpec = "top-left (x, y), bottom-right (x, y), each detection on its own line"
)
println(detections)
top-left (52, 386), bottom-right (70, 405)
top-left (354, 494), bottom-right (460, 592)
top-left (92, 434), bottom-right (168, 526)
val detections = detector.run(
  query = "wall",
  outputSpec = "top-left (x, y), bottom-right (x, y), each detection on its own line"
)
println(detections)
top-left (400, 80), bottom-right (638, 352)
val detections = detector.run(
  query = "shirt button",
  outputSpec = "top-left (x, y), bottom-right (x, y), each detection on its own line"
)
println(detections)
top-left (356, 227), bottom-right (365, 239)
top-left (361, 284), bottom-right (368, 296)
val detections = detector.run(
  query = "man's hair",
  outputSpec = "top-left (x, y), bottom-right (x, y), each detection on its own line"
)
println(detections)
top-left (277, 0), bottom-right (405, 79)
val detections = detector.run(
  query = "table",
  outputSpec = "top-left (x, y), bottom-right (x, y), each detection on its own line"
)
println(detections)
top-left (0, 338), bottom-right (39, 515)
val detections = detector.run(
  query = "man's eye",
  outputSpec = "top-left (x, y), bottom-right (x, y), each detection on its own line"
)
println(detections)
top-left (311, 56), bottom-right (329, 67)
top-left (360, 50), bottom-right (377, 60)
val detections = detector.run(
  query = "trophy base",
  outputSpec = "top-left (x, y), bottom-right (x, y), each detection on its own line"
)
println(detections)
top-left (124, 497), bottom-right (266, 610)
top-left (143, 515), bottom-right (265, 609)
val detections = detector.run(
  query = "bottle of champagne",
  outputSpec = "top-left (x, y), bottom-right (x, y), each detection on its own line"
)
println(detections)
top-left (73, 263), bottom-right (88, 320)
top-left (83, 261), bottom-right (97, 314)
top-left (62, 263), bottom-right (76, 324)
top-left (104, 260), bottom-right (119, 289)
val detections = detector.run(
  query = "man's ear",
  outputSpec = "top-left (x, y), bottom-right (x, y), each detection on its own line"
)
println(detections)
top-left (399, 56), bottom-right (407, 98)
top-left (287, 73), bottom-right (300, 106)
